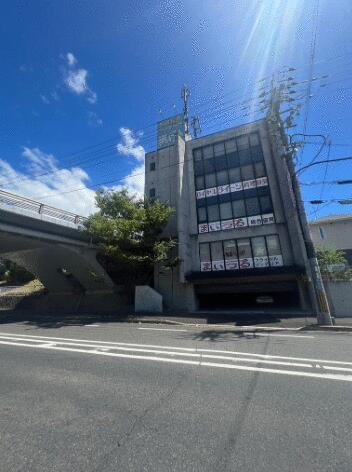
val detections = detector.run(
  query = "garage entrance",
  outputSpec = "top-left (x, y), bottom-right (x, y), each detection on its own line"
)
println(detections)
top-left (196, 282), bottom-right (300, 311)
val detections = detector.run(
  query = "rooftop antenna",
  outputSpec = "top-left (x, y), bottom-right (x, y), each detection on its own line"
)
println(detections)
top-left (191, 115), bottom-right (201, 138)
top-left (181, 84), bottom-right (190, 135)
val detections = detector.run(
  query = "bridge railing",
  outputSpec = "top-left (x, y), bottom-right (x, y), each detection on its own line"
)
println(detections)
top-left (0, 189), bottom-right (87, 227)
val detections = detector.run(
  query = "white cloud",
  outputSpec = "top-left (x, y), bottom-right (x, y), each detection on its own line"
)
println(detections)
top-left (66, 52), bottom-right (77, 66)
top-left (115, 128), bottom-right (145, 198)
top-left (117, 127), bottom-right (145, 162)
top-left (63, 53), bottom-right (97, 104)
top-left (88, 111), bottom-right (103, 127)
top-left (0, 148), bottom-right (96, 216)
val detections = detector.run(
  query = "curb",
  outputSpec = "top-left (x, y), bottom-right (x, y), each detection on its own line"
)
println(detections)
top-left (126, 317), bottom-right (352, 332)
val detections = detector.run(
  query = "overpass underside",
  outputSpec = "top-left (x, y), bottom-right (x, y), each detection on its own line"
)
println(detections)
top-left (0, 229), bottom-right (126, 314)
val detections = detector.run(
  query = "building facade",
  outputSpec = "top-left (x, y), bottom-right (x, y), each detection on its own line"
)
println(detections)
top-left (145, 118), bottom-right (314, 312)
top-left (310, 214), bottom-right (352, 264)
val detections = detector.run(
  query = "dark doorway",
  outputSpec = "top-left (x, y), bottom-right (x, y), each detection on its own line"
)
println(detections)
top-left (197, 289), bottom-right (299, 310)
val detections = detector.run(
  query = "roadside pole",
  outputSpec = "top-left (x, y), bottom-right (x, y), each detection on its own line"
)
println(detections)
top-left (267, 85), bottom-right (333, 326)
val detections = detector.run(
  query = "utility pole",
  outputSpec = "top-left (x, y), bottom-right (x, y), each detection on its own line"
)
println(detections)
top-left (181, 84), bottom-right (190, 135)
top-left (267, 77), bottom-right (333, 325)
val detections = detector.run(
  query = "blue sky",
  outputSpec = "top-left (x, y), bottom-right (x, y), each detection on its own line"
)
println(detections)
top-left (1, 0), bottom-right (352, 217)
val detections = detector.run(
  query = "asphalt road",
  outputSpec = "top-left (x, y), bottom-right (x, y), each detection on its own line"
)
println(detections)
top-left (1, 321), bottom-right (352, 472)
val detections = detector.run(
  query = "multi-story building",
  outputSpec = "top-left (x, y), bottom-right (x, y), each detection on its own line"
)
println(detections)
top-left (310, 214), bottom-right (352, 264)
top-left (145, 116), bottom-right (314, 312)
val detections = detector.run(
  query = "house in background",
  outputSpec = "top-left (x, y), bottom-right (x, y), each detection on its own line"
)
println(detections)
top-left (310, 214), bottom-right (352, 264)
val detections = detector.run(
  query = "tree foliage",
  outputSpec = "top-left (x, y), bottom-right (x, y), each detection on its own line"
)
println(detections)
top-left (0, 259), bottom-right (35, 285)
top-left (84, 189), bottom-right (178, 292)
top-left (316, 247), bottom-right (352, 281)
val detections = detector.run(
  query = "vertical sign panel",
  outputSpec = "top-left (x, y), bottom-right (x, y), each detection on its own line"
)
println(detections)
top-left (157, 114), bottom-right (185, 149)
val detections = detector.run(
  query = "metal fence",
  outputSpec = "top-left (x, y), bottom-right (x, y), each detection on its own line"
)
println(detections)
top-left (0, 189), bottom-right (87, 227)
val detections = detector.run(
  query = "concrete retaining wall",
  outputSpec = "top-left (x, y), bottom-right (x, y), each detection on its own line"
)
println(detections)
top-left (135, 286), bottom-right (162, 313)
top-left (324, 281), bottom-right (352, 317)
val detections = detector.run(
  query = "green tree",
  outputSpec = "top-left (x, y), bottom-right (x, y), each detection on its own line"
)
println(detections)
top-left (84, 189), bottom-right (178, 299)
top-left (316, 247), bottom-right (352, 281)
top-left (0, 259), bottom-right (35, 285)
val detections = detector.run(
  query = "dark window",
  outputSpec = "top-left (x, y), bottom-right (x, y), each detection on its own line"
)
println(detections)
top-left (251, 145), bottom-right (264, 162)
top-left (229, 167), bottom-right (241, 183)
top-left (266, 235), bottom-right (281, 256)
top-left (196, 198), bottom-right (206, 207)
top-left (237, 238), bottom-right (252, 258)
top-left (149, 188), bottom-right (156, 198)
top-left (205, 173), bottom-right (216, 188)
top-left (254, 162), bottom-right (266, 178)
top-left (203, 145), bottom-right (213, 159)
top-left (216, 170), bottom-right (229, 186)
top-left (224, 240), bottom-right (237, 260)
top-left (237, 135), bottom-right (251, 165)
top-left (232, 199), bottom-right (245, 218)
top-left (211, 241), bottom-right (224, 261)
top-left (194, 160), bottom-right (204, 176)
top-left (194, 148), bottom-right (202, 161)
top-left (220, 202), bottom-right (232, 220)
top-left (218, 193), bottom-right (231, 203)
top-left (204, 158), bottom-right (215, 174)
top-left (150, 162), bottom-right (156, 171)
top-left (225, 139), bottom-right (239, 167)
top-left (259, 195), bottom-right (273, 213)
top-left (243, 188), bottom-right (257, 198)
top-left (207, 204), bottom-right (220, 222)
top-left (206, 195), bottom-right (218, 205)
top-left (245, 197), bottom-right (260, 216)
top-left (196, 175), bottom-right (205, 190)
top-left (241, 165), bottom-right (254, 180)
top-left (197, 206), bottom-right (207, 223)
top-left (199, 243), bottom-right (211, 262)
top-left (252, 237), bottom-right (267, 257)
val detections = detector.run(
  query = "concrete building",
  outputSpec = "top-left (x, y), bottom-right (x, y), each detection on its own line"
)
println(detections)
top-left (145, 117), bottom-right (314, 313)
top-left (310, 214), bottom-right (352, 264)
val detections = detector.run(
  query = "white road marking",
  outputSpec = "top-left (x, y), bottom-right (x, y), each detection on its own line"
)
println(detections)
top-left (138, 327), bottom-right (189, 332)
top-left (0, 335), bottom-right (313, 368)
top-left (0, 331), bottom-right (351, 367)
top-left (253, 333), bottom-right (315, 339)
top-left (85, 324), bottom-right (100, 327)
top-left (0, 337), bottom-right (351, 382)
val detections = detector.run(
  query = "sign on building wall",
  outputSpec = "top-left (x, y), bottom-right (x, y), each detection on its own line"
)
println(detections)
top-left (157, 114), bottom-right (185, 149)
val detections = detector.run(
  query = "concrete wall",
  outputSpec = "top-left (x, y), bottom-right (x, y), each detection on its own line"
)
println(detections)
top-left (310, 220), bottom-right (352, 252)
top-left (135, 285), bottom-right (162, 313)
top-left (324, 281), bottom-right (352, 317)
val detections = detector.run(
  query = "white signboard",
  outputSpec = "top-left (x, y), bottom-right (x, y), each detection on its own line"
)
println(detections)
top-left (221, 219), bottom-right (234, 231)
top-left (200, 261), bottom-right (212, 272)
top-left (242, 179), bottom-right (257, 190)
top-left (212, 260), bottom-right (225, 271)
top-left (218, 184), bottom-right (230, 195)
top-left (196, 190), bottom-right (206, 199)
top-left (198, 223), bottom-right (209, 233)
top-left (233, 217), bottom-right (248, 229)
top-left (239, 258), bottom-right (254, 269)
top-left (256, 176), bottom-right (268, 187)
top-left (230, 182), bottom-right (243, 192)
top-left (209, 221), bottom-right (221, 232)
top-left (248, 215), bottom-right (262, 226)
top-left (225, 259), bottom-right (239, 270)
top-left (254, 256), bottom-right (269, 268)
top-left (262, 213), bottom-right (275, 225)
top-left (269, 255), bottom-right (283, 267)
top-left (205, 187), bottom-right (218, 197)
